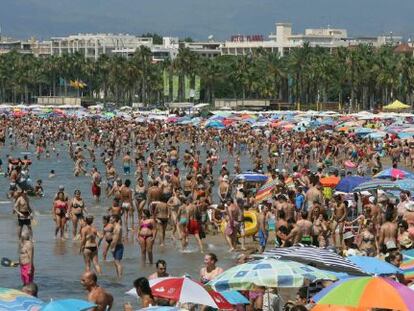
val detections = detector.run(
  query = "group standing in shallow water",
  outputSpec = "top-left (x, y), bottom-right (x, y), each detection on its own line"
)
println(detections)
top-left (3, 112), bottom-right (414, 309)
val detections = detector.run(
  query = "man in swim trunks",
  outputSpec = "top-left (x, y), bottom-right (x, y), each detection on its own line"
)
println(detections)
top-left (258, 205), bottom-right (269, 253)
top-left (110, 215), bottom-right (123, 279)
top-left (152, 200), bottom-right (170, 247)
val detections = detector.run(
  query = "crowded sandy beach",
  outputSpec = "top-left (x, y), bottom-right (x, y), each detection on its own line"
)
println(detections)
top-left (1, 105), bottom-right (414, 310)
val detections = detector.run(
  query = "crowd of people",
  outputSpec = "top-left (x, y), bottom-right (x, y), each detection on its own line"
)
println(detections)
top-left (2, 113), bottom-right (414, 310)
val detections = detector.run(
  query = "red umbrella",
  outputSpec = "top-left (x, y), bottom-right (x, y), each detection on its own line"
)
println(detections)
top-left (127, 277), bottom-right (232, 309)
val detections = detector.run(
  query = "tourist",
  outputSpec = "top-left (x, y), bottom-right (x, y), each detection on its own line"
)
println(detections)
top-left (110, 214), bottom-right (124, 279)
top-left (148, 259), bottom-right (169, 280)
top-left (21, 283), bottom-right (38, 297)
top-left (137, 209), bottom-right (156, 264)
top-left (126, 277), bottom-right (155, 310)
top-left (81, 271), bottom-right (113, 311)
top-left (14, 190), bottom-right (33, 238)
top-left (19, 230), bottom-right (34, 286)
top-left (52, 191), bottom-right (69, 239)
top-left (200, 253), bottom-right (223, 284)
top-left (101, 215), bottom-right (114, 261)
top-left (69, 189), bottom-right (87, 240)
top-left (80, 216), bottom-right (102, 274)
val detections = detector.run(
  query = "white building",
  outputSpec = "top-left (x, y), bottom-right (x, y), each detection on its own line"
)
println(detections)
top-left (221, 22), bottom-right (402, 56)
top-left (48, 33), bottom-right (153, 60)
top-left (113, 37), bottom-right (221, 61)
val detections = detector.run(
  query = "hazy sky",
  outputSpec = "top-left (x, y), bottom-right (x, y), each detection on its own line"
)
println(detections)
top-left (1, 0), bottom-right (414, 40)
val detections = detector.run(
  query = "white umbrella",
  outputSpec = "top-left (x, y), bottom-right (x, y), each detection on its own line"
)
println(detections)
top-left (126, 277), bottom-right (231, 309)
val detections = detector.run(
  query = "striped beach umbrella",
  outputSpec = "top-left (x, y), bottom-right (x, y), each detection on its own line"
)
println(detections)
top-left (374, 168), bottom-right (414, 180)
top-left (0, 288), bottom-right (43, 311)
top-left (264, 246), bottom-right (366, 275)
top-left (312, 277), bottom-right (414, 311)
top-left (352, 179), bottom-right (403, 192)
top-left (401, 249), bottom-right (414, 281)
top-left (255, 179), bottom-right (278, 203)
top-left (207, 258), bottom-right (337, 291)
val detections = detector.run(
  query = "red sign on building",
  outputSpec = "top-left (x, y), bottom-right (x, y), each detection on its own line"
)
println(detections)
top-left (231, 35), bottom-right (264, 42)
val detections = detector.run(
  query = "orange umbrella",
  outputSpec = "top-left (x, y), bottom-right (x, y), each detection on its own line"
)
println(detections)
top-left (320, 176), bottom-right (340, 187)
top-left (337, 127), bottom-right (349, 132)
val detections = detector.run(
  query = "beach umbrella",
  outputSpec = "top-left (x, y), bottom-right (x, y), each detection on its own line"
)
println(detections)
top-left (347, 256), bottom-right (403, 275)
top-left (374, 168), bottom-right (414, 180)
top-left (365, 131), bottom-right (387, 139)
top-left (264, 246), bottom-right (365, 275)
top-left (207, 258), bottom-right (337, 291)
top-left (234, 172), bottom-right (268, 183)
top-left (127, 277), bottom-right (232, 309)
top-left (399, 132), bottom-right (414, 139)
top-left (335, 176), bottom-right (371, 193)
top-left (205, 120), bottom-right (225, 129)
top-left (354, 127), bottom-right (375, 135)
top-left (352, 179), bottom-right (402, 192)
top-left (0, 288), bottom-right (43, 311)
top-left (219, 291), bottom-right (249, 305)
top-left (395, 179), bottom-right (414, 193)
top-left (320, 176), bottom-right (340, 188)
top-left (312, 276), bottom-right (414, 311)
top-left (39, 299), bottom-right (96, 311)
top-left (255, 179), bottom-right (278, 203)
top-left (401, 249), bottom-right (414, 281)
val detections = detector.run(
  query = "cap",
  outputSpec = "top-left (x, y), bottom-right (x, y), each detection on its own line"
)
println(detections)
top-left (58, 185), bottom-right (64, 190)
top-left (223, 175), bottom-right (229, 181)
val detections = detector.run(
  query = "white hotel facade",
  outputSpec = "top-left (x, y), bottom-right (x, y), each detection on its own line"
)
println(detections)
top-left (1, 22), bottom-right (404, 59)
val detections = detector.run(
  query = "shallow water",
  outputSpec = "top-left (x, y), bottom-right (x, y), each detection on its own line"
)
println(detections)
top-left (0, 141), bottom-right (259, 309)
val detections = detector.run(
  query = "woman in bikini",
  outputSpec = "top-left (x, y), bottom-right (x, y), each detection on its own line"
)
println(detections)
top-left (357, 220), bottom-right (377, 257)
top-left (101, 215), bottom-right (114, 261)
top-left (53, 191), bottom-right (68, 239)
top-left (137, 210), bottom-right (156, 264)
top-left (80, 216), bottom-right (102, 274)
top-left (167, 190), bottom-right (182, 239)
top-left (134, 177), bottom-right (147, 219)
top-left (177, 201), bottom-right (190, 248)
top-left (69, 189), bottom-right (87, 240)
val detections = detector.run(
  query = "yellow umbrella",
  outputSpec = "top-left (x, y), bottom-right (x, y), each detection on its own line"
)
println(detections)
top-left (383, 100), bottom-right (411, 111)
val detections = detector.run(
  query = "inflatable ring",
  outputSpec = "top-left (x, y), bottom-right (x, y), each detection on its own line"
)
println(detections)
top-left (221, 210), bottom-right (258, 237)
top-left (344, 160), bottom-right (357, 168)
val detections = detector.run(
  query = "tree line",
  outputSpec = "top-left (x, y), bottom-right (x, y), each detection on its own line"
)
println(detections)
top-left (0, 43), bottom-right (413, 109)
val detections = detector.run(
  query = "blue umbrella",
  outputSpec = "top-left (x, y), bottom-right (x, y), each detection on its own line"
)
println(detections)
top-left (220, 290), bottom-right (249, 305)
top-left (335, 176), bottom-right (371, 193)
top-left (398, 132), bottom-right (414, 139)
top-left (235, 172), bottom-right (268, 183)
top-left (40, 299), bottom-right (96, 311)
top-left (352, 179), bottom-right (403, 192)
top-left (395, 179), bottom-right (414, 193)
top-left (375, 168), bottom-right (414, 180)
top-left (205, 120), bottom-right (225, 129)
top-left (348, 256), bottom-right (403, 275)
top-left (0, 287), bottom-right (43, 311)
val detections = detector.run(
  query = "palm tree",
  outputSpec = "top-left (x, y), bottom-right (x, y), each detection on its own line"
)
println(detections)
top-left (173, 47), bottom-right (199, 101)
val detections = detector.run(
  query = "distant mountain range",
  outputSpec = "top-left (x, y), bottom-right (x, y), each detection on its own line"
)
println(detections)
top-left (1, 0), bottom-right (413, 41)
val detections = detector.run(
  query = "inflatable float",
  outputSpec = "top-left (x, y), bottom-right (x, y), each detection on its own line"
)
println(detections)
top-left (220, 210), bottom-right (258, 237)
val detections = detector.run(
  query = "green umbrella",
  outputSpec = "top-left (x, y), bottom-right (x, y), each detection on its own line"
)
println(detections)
top-left (207, 258), bottom-right (337, 291)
